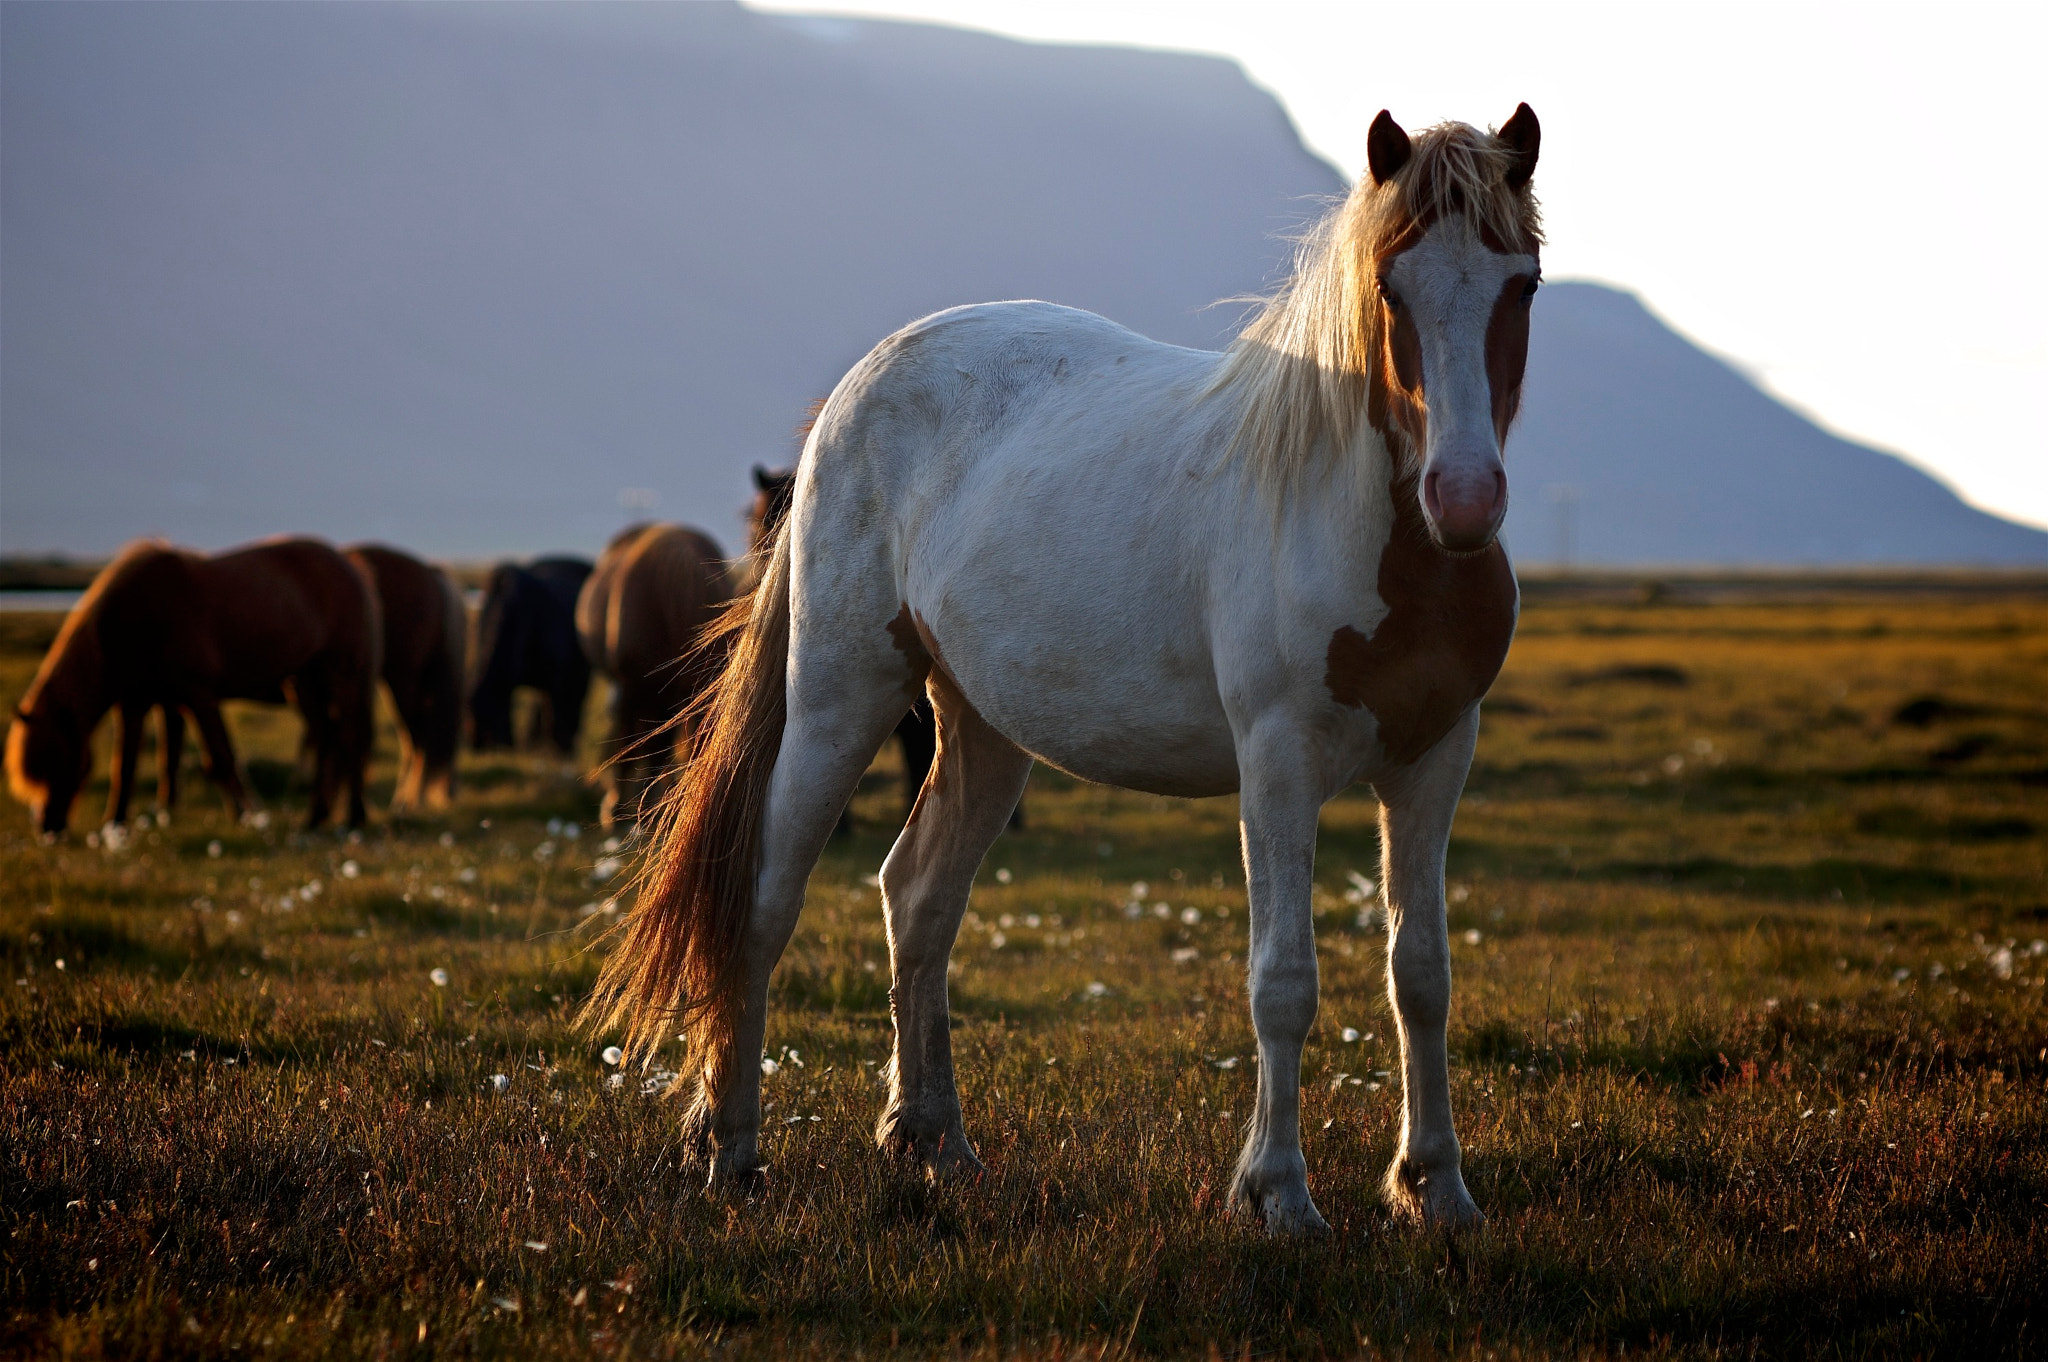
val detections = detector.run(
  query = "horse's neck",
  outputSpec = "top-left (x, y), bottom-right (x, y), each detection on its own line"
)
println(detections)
top-left (31, 614), bottom-right (110, 727)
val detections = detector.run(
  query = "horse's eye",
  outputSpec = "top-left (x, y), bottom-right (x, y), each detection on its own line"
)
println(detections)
top-left (1377, 279), bottom-right (1402, 311)
top-left (1521, 276), bottom-right (1540, 304)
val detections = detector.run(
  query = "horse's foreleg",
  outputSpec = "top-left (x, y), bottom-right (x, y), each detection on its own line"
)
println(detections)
top-left (1374, 707), bottom-right (1484, 1229)
top-left (159, 707), bottom-right (185, 813)
top-left (1229, 726), bottom-right (1330, 1235)
top-left (106, 701), bottom-right (146, 827)
top-left (876, 688), bottom-right (1031, 1180)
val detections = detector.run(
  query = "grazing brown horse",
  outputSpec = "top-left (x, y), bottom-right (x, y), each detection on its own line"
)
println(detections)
top-left (576, 523), bottom-right (735, 827)
top-left (346, 544), bottom-right (467, 810)
top-left (6, 537), bottom-right (380, 836)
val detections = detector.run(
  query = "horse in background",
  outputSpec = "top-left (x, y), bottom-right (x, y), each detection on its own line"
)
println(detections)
top-left (7, 537), bottom-right (381, 835)
top-left (469, 557), bottom-right (592, 756)
top-left (345, 544), bottom-right (466, 809)
top-left (746, 465), bottom-right (940, 832)
top-left (576, 523), bottom-right (735, 827)
top-left (592, 108), bottom-right (1542, 1235)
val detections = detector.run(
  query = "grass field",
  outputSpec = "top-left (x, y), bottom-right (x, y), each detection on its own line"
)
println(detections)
top-left (3, 584), bottom-right (2045, 1359)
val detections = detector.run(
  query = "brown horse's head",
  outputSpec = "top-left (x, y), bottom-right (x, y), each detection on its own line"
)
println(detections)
top-left (7, 704), bottom-right (89, 838)
top-left (748, 464), bottom-right (797, 557)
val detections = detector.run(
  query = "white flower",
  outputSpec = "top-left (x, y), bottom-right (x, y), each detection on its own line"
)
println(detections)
top-left (1463, 929), bottom-right (1483, 945)
top-left (1023, 913), bottom-right (1041, 929)
top-left (1085, 981), bottom-right (1109, 998)
top-left (458, 867), bottom-right (477, 884)
top-left (1212, 1056), bottom-right (1238, 1070)
top-left (761, 1057), bottom-right (780, 1077)
top-left (1449, 883), bottom-right (1471, 904)
top-left (592, 857), bottom-right (623, 883)
top-left (430, 968), bottom-right (450, 987)
top-left (1122, 902), bottom-right (1143, 919)
top-left (523, 1241), bottom-right (548, 1252)
top-left (990, 933), bottom-right (1007, 949)
top-left (340, 860), bottom-right (360, 879)
top-left (1345, 870), bottom-right (1377, 900)
top-left (601, 836), bottom-right (622, 853)
top-left (601, 1046), bottom-right (623, 1066)
top-left (1180, 907), bottom-right (1202, 925)
top-left (547, 819), bottom-right (563, 835)
top-left (563, 823), bottom-right (580, 840)
top-left (1171, 947), bottom-right (1198, 964)
top-left (489, 1074), bottom-right (510, 1092)
top-left (533, 840), bottom-right (557, 861)
top-left (1130, 881), bottom-right (1149, 900)
top-left (1341, 1027), bottom-right (1361, 1043)
top-left (1153, 903), bottom-right (1172, 919)
top-left (995, 868), bottom-right (1012, 884)
top-left (606, 1073), bottom-right (624, 1089)
top-left (438, 831), bottom-right (455, 848)
top-left (207, 840), bottom-right (224, 859)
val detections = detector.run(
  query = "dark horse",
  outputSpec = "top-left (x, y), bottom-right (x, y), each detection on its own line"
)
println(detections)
top-left (6, 537), bottom-right (380, 835)
top-left (469, 557), bottom-right (593, 755)
top-left (346, 544), bottom-right (467, 809)
top-left (747, 465), bottom-right (984, 833)
top-left (577, 523), bottom-right (736, 827)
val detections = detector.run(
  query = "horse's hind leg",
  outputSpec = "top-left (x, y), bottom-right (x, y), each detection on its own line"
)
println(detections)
top-left (876, 683), bottom-right (1031, 1178)
top-left (694, 656), bottom-right (920, 1187)
top-left (1373, 708), bottom-right (1484, 1229)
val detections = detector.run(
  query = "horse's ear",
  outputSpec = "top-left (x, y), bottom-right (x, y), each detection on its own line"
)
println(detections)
top-left (752, 465), bottom-right (773, 491)
top-left (1367, 110), bottom-right (1412, 186)
top-left (1499, 103), bottom-right (1540, 188)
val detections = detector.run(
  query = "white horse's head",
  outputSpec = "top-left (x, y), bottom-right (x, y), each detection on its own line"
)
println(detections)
top-left (1367, 106), bottom-right (1541, 552)
top-left (1216, 108), bottom-right (1542, 554)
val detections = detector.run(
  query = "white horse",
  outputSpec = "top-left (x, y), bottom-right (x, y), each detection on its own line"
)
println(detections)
top-left (591, 107), bottom-right (1543, 1234)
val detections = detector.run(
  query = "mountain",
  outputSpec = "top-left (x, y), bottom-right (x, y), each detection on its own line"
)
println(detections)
top-left (1507, 283), bottom-right (2048, 565)
top-left (4, 1), bottom-right (2042, 566)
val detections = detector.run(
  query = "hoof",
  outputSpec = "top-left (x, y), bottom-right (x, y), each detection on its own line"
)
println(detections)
top-left (1383, 1161), bottom-right (1484, 1230)
top-left (925, 1133), bottom-right (988, 1183)
top-left (706, 1161), bottom-right (769, 1198)
top-left (1228, 1173), bottom-right (1330, 1237)
top-left (877, 1111), bottom-right (984, 1182)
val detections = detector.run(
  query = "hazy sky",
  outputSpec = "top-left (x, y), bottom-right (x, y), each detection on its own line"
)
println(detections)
top-left (752, 0), bottom-right (2048, 530)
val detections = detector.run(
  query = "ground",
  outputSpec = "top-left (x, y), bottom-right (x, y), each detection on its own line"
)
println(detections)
top-left (2, 580), bottom-right (2044, 1359)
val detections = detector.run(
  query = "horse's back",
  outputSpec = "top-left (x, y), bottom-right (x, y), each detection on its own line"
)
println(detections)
top-left (201, 538), bottom-right (378, 671)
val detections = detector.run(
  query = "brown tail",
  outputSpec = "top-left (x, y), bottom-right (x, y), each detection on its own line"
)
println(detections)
top-left (581, 524), bottom-right (792, 1095)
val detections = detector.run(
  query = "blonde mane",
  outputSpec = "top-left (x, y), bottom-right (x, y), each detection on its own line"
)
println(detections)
top-left (1210, 119), bottom-right (1543, 488)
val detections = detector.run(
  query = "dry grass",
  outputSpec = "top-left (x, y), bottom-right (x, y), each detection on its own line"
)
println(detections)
top-left (2, 587), bottom-right (2045, 1359)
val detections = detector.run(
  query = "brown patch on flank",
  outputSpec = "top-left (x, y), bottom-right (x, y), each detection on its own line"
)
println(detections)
top-left (1326, 480), bottom-right (1517, 766)
top-left (1485, 274), bottom-right (1535, 445)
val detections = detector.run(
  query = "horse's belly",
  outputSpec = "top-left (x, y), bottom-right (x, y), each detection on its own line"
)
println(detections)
top-left (939, 639), bottom-right (1241, 798)
top-left (1002, 705), bottom-right (1241, 798)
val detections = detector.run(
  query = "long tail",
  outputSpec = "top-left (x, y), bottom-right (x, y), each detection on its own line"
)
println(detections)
top-left (582, 524), bottom-right (792, 1095)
